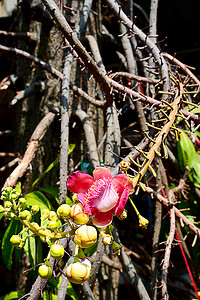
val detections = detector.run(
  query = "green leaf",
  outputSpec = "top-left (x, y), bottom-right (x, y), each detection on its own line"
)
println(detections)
top-left (84, 241), bottom-right (98, 257)
top-left (67, 282), bottom-right (79, 300)
top-left (39, 187), bottom-right (59, 204)
top-left (2, 220), bottom-right (21, 270)
top-left (14, 182), bottom-right (22, 195)
top-left (28, 236), bottom-right (36, 266)
top-left (32, 156), bottom-right (60, 187)
top-left (36, 236), bottom-right (43, 264)
top-left (0, 291), bottom-right (25, 300)
top-left (25, 191), bottom-right (52, 210)
top-left (32, 144), bottom-right (75, 187)
top-left (66, 196), bottom-right (73, 205)
top-left (43, 291), bottom-right (57, 300)
top-left (177, 131), bottom-right (196, 171)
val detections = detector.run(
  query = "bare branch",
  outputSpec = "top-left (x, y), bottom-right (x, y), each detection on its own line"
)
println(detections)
top-left (3, 112), bottom-right (56, 189)
top-left (75, 109), bottom-right (100, 168)
top-left (0, 44), bottom-right (63, 79)
top-left (0, 31), bottom-right (37, 41)
top-left (104, 0), bottom-right (170, 92)
top-left (41, 0), bottom-right (113, 108)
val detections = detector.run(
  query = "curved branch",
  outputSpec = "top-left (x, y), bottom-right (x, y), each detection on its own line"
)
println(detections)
top-left (3, 112), bottom-right (56, 189)
top-left (42, 0), bottom-right (113, 108)
top-left (162, 52), bottom-right (200, 88)
top-left (0, 44), bottom-right (63, 79)
top-left (104, 0), bottom-right (170, 92)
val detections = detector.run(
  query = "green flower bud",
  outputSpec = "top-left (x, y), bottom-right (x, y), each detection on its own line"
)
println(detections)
top-left (47, 221), bottom-right (58, 231)
top-left (39, 229), bottom-right (51, 243)
top-left (38, 264), bottom-right (52, 279)
top-left (138, 215), bottom-right (149, 229)
top-left (6, 212), bottom-right (15, 218)
top-left (48, 211), bottom-right (57, 221)
top-left (18, 198), bottom-right (26, 205)
top-left (10, 235), bottom-right (21, 246)
top-left (1, 191), bottom-right (8, 201)
top-left (4, 201), bottom-right (12, 208)
top-left (19, 210), bottom-right (31, 220)
top-left (50, 244), bottom-right (64, 259)
top-left (31, 205), bottom-right (39, 215)
top-left (30, 222), bottom-right (40, 231)
top-left (11, 191), bottom-right (21, 200)
top-left (4, 187), bottom-right (13, 193)
top-left (57, 204), bottom-right (71, 219)
top-left (72, 194), bottom-right (79, 203)
top-left (41, 209), bottom-right (50, 220)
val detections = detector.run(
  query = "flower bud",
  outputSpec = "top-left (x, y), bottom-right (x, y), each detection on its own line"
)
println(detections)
top-left (102, 234), bottom-right (112, 245)
top-left (120, 160), bottom-right (130, 171)
top-left (138, 215), bottom-right (149, 229)
top-left (57, 204), bottom-right (71, 219)
top-left (39, 229), bottom-right (51, 243)
top-left (50, 244), bottom-right (64, 259)
top-left (10, 235), bottom-right (21, 246)
top-left (1, 191), bottom-right (8, 201)
top-left (11, 191), bottom-right (21, 200)
top-left (66, 262), bottom-right (90, 284)
top-left (4, 201), bottom-right (12, 208)
top-left (70, 203), bottom-right (89, 225)
top-left (48, 211), bottom-right (57, 221)
top-left (19, 210), bottom-right (31, 220)
top-left (18, 198), bottom-right (26, 205)
top-left (4, 187), bottom-right (13, 193)
top-left (38, 264), bottom-right (52, 279)
top-left (74, 225), bottom-right (97, 248)
top-left (41, 209), bottom-right (50, 220)
top-left (72, 194), bottom-right (78, 203)
top-left (47, 221), bottom-right (58, 231)
top-left (30, 222), bottom-right (40, 231)
top-left (31, 205), bottom-right (39, 215)
top-left (118, 209), bottom-right (127, 220)
top-left (6, 212), bottom-right (15, 219)
top-left (112, 241), bottom-right (121, 255)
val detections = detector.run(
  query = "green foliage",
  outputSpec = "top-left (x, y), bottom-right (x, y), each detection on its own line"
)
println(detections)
top-left (0, 291), bottom-right (25, 300)
top-left (177, 130), bottom-right (200, 187)
top-left (25, 191), bottom-right (53, 210)
top-left (67, 282), bottom-right (79, 300)
top-left (84, 241), bottom-right (98, 257)
top-left (2, 219), bottom-right (22, 269)
top-left (43, 290), bottom-right (57, 300)
top-left (32, 144), bottom-right (75, 187)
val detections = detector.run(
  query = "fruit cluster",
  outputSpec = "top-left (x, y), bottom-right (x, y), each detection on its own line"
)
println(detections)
top-left (0, 186), bottom-right (114, 284)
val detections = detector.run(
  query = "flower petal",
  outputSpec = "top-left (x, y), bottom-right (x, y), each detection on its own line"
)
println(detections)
top-left (93, 167), bottom-right (112, 180)
top-left (67, 171), bottom-right (95, 193)
top-left (88, 181), bottom-right (119, 212)
top-left (92, 210), bottom-right (113, 227)
top-left (111, 174), bottom-right (134, 194)
top-left (77, 193), bottom-right (96, 216)
top-left (114, 185), bottom-right (129, 216)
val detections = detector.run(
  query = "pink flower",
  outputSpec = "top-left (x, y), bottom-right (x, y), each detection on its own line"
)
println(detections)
top-left (67, 167), bottom-right (134, 227)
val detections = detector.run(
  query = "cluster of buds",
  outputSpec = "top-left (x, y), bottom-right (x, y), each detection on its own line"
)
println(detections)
top-left (1, 186), bottom-right (134, 285)
top-left (0, 187), bottom-right (99, 284)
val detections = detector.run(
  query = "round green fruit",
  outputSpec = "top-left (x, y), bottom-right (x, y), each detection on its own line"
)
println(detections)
top-left (38, 264), bottom-right (52, 279)
top-left (50, 244), bottom-right (64, 259)
top-left (10, 235), bottom-right (21, 246)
